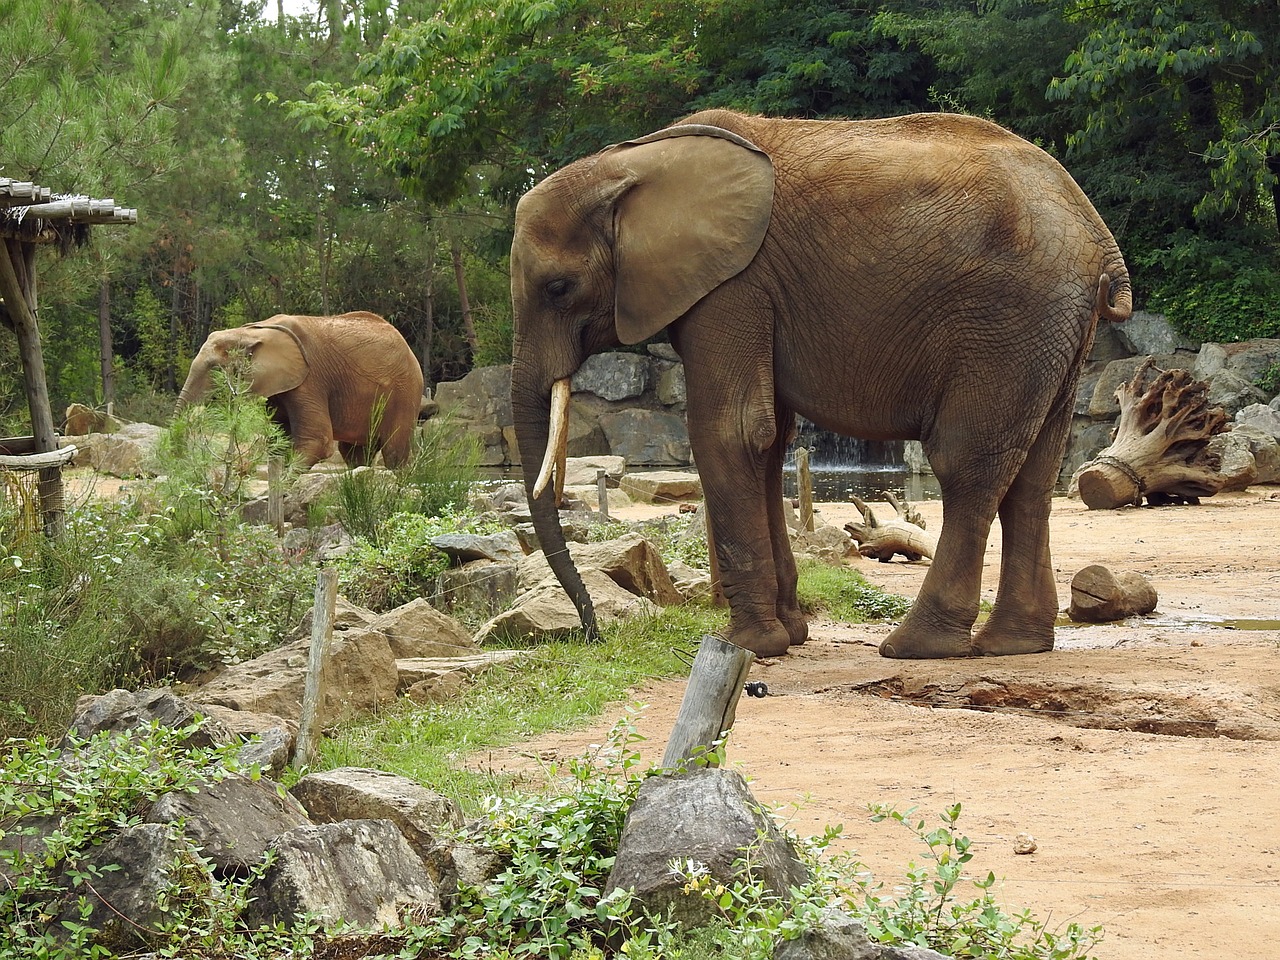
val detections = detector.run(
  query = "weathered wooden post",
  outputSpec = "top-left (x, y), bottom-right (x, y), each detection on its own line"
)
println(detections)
top-left (795, 447), bottom-right (815, 532)
top-left (267, 457), bottom-right (284, 536)
top-left (596, 468), bottom-right (610, 522)
top-left (293, 568), bottom-right (338, 767)
top-left (662, 634), bottom-right (755, 771)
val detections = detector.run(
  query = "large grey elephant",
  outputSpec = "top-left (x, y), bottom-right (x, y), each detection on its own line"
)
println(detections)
top-left (177, 311), bottom-right (424, 467)
top-left (509, 109), bottom-right (1131, 660)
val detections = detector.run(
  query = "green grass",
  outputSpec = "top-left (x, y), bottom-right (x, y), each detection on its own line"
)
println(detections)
top-left (313, 603), bottom-right (728, 810)
top-left (796, 559), bottom-right (912, 622)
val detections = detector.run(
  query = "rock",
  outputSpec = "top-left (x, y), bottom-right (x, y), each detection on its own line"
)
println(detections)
top-left (772, 905), bottom-right (948, 960)
top-left (433, 560), bottom-right (520, 618)
top-left (1193, 338), bottom-right (1280, 385)
top-left (1060, 417), bottom-right (1117, 485)
top-left (791, 523), bottom-right (856, 564)
top-left (619, 470), bottom-right (702, 504)
top-left (405, 671), bottom-right (470, 703)
top-left (63, 402), bottom-right (118, 436)
top-left (518, 533), bottom-right (683, 605)
top-left (1014, 833), bottom-right (1038, 855)
top-left (902, 439), bottom-right (933, 475)
top-left (668, 561), bottom-right (713, 603)
top-left (1067, 565), bottom-right (1157, 622)
top-left (435, 365), bottom-right (513, 428)
top-left (1204, 369), bottom-right (1267, 417)
top-left (600, 409), bottom-right (691, 464)
top-left (1236, 402), bottom-right (1280, 440)
top-left (370, 597), bottom-right (475, 656)
top-left (1116, 311), bottom-right (1199, 356)
top-left (290, 767), bottom-right (462, 863)
top-left (430, 529), bottom-right (524, 565)
top-left (282, 522), bottom-right (351, 560)
top-left (76, 423), bottom-right (163, 477)
top-left (53, 823), bottom-right (186, 951)
top-left (193, 616), bottom-right (398, 725)
top-left (562, 482), bottom-right (634, 511)
top-left (474, 569), bottom-right (659, 642)
top-left (571, 351), bottom-right (650, 401)
top-left (1206, 431), bottom-right (1260, 491)
top-left (395, 650), bottom-right (528, 691)
top-left (647, 342), bottom-right (680, 361)
top-left (605, 768), bottom-right (809, 928)
top-left (1228, 423), bottom-right (1280, 484)
top-left (195, 704), bottom-right (298, 778)
top-left (653, 359), bottom-right (687, 406)
top-left (246, 819), bottom-right (443, 928)
top-left (469, 480), bottom-right (527, 514)
top-left (65, 687), bottom-right (237, 751)
top-left (562, 454), bottom-right (627, 486)
top-left (1087, 322), bottom-right (1133, 363)
top-left (146, 772), bottom-right (312, 875)
top-left (1088, 355), bottom-right (1191, 420)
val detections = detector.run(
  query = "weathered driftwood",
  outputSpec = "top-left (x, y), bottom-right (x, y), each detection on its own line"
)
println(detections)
top-left (1072, 358), bottom-right (1229, 509)
top-left (844, 492), bottom-right (937, 562)
top-left (1067, 564), bottom-right (1157, 622)
top-left (662, 634), bottom-right (754, 771)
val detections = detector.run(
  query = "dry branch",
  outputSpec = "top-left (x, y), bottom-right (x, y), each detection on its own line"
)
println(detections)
top-left (844, 492), bottom-right (937, 562)
top-left (1072, 358), bottom-right (1229, 509)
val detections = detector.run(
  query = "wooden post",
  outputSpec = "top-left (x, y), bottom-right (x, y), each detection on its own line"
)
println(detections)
top-left (596, 468), bottom-right (610, 521)
top-left (268, 457), bottom-right (285, 536)
top-left (796, 447), bottom-right (815, 532)
top-left (293, 568), bottom-right (338, 768)
top-left (661, 634), bottom-right (755, 771)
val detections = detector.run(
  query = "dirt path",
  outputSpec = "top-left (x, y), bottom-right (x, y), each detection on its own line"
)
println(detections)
top-left (487, 491), bottom-right (1280, 960)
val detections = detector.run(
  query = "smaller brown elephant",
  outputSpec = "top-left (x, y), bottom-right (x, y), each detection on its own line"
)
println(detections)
top-left (176, 311), bottom-right (424, 467)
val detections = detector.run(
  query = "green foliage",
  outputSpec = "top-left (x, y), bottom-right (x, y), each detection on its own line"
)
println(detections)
top-left (796, 559), bottom-right (912, 622)
top-left (334, 507), bottom-right (500, 611)
top-left (156, 355), bottom-right (295, 537)
top-left (1135, 232), bottom-right (1280, 342)
top-left (0, 721), bottom-right (317, 960)
top-left (858, 804), bottom-right (1102, 959)
top-left (1256, 361), bottom-right (1280, 397)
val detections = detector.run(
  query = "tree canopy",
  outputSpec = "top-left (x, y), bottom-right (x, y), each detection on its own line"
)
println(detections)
top-left (2, 0), bottom-right (1277, 430)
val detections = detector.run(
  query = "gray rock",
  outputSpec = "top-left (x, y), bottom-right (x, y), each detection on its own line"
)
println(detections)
top-left (518, 533), bottom-right (683, 605)
top-left (435, 365), bottom-right (513, 427)
top-left (605, 768), bottom-right (809, 928)
top-left (601, 409), bottom-right (691, 464)
top-left (246, 819), bottom-right (443, 928)
top-left (1088, 322), bottom-right (1133, 363)
top-left (653, 359), bottom-right (687, 406)
top-left (1088, 355), bottom-right (1189, 420)
top-left (1235, 403), bottom-right (1280, 440)
top-left (469, 481), bottom-right (527, 514)
top-left (434, 560), bottom-right (520, 618)
top-left (395, 650), bottom-right (527, 692)
top-left (571, 352), bottom-right (650, 401)
top-left (647, 342), bottom-right (680, 361)
top-left (1060, 417), bottom-right (1118, 484)
top-left (147, 773), bottom-right (312, 874)
top-left (562, 454), bottom-right (627, 486)
top-left (65, 687), bottom-right (237, 751)
top-left (1115, 311), bottom-right (1198, 356)
top-left (773, 906), bottom-right (883, 960)
top-left (290, 767), bottom-right (461, 863)
top-left (618, 470), bottom-right (702, 504)
top-left (430, 530), bottom-right (524, 565)
top-left (1229, 424), bottom-right (1280, 484)
top-left (1205, 369), bottom-right (1267, 417)
top-left (791, 523), bottom-right (855, 564)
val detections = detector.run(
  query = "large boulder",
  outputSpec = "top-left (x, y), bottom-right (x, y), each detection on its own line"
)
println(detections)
top-left (571, 351), bottom-right (650, 401)
top-left (433, 560), bottom-right (520, 619)
top-left (601, 409), bottom-right (691, 464)
top-left (245, 819), bottom-right (444, 928)
top-left (1115, 311), bottom-right (1199, 356)
top-left (517, 533), bottom-right (683, 606)
top-left (619, 470), bottom-right (703, 504)
top-left (66, 687), bottom-right (237, 751)
top-left (72, 422), bottom-right (164, 477)
top-left (370, 597), bottom-right (476, 657)
top-left (474, 569), bottom-right (659, 642)
top-left (604, 768), bottom-right (809, 927)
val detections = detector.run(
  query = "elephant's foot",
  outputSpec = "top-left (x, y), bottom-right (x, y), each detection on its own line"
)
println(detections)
top-left (971, 614), bottom-right (1056, 656)
top-left (878, 604), bottom-right (975, 659)
top-left (780, 606), bottom-right (809, 646)
top-left (724, 618), bottom-right (792, 659)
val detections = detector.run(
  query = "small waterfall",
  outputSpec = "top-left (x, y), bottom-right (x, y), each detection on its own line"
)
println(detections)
top-left (787, 419), bottom-right (938, 501)
top-left (791, 420), bottom-right (904, 472)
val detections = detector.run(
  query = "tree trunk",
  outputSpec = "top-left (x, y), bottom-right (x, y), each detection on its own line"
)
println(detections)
top-left (167, 251), bottom-right (182, 393)
top-left (845, 492), bottom-right (937, 562)
top-left (451, 240), bottom-right (478, 356)
top-left (98, 278), bottom-right (114, 406)
top-left (1072, 358), bottom-right (1229, 508)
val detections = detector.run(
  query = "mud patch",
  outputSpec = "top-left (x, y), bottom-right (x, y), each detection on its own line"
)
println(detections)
top-left (832, 675), bottom-right (1280, 741)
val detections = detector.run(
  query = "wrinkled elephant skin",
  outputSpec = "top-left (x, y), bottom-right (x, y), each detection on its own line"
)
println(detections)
top-left (177, 311), bottom-right (424, 468)
top-left (509, 110), bottom-right (1131, 659)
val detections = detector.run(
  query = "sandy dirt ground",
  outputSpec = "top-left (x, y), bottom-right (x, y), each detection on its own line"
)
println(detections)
top-left (483, 490), bottom-right (1280, 960)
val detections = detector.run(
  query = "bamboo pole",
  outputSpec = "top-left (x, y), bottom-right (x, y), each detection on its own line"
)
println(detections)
top-left (293, 568), bottom-right (338, 767)
top-left (662, 634), bottom-right (755, 771)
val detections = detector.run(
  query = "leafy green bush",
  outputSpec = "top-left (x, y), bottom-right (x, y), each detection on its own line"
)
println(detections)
top-left (796, 560), bottom-right (912, 621)
top-left (1256, 361), bottom-right (1280, 398)
top-left (1135, 233), bottom-right (1280, 343)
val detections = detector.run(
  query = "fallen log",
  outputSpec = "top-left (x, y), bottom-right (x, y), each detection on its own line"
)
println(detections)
top-left (1072, 358), bottom-right (1229, 509)
top-left (1067, 564), bottom-right (1157, 622)
top-left (844, 492), bottom-right (937, 562)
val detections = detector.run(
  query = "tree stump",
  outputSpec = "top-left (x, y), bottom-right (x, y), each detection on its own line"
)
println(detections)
top-left (844, 492), bottom-right (937, 562)
top-left (1067, 564), bottom-right (1157, 622)
top-left (1072, 358), bottom-right (1229, 509)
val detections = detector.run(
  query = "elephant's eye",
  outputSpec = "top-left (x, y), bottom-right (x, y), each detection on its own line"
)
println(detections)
top-left (545, 277), bottom-right (574, 300)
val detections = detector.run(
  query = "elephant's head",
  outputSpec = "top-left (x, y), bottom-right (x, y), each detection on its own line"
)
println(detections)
top-left (509, 123), bottom-right (775, 637)
top-left (176, 323), bottom-right (308, 411)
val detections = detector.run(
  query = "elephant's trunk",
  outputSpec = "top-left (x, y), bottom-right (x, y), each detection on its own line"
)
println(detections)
top-left (175, 359), bottom-right (213, 414)
top-left (511, 364), bottom-right (600, 640)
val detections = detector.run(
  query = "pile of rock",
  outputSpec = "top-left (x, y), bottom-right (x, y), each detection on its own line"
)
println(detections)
top-left (7, 688), bottom-right (946, 959)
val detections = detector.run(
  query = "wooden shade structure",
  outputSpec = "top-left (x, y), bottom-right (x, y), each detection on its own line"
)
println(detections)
top-left (0, 177), bottom-right (137, 534)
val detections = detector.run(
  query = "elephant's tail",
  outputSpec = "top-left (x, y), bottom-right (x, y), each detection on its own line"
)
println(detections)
top-left (1095, 265), bottom-right (1132, 324)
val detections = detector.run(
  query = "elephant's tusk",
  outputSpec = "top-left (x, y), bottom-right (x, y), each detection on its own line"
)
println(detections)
top-left (533, 378), bottom-right (571, 501)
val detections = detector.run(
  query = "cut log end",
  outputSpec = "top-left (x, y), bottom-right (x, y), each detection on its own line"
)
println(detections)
top-left (1076, 461), bottom-right (1141, 510)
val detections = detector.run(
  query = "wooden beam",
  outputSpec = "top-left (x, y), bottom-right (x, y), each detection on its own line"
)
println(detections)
top-left (0, 239), bottom-right (59, 454)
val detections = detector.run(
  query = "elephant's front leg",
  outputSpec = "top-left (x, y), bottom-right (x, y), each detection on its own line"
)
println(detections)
top-left (683, 366), bottom-right (793, 658)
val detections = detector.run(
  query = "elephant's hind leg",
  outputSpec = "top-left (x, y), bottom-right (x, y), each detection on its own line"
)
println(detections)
top-left (971, 395), bottom-right (1074, 656)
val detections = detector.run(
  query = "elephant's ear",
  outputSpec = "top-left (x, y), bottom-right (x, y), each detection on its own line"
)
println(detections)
top-left (607, 126), bottom-right (774, 345)
top-left (245, 323), bottom-right (307, 395)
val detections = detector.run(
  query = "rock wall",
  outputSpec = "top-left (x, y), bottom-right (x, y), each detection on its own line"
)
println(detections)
top-left (434, 320), bottom-right (1280, 483)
